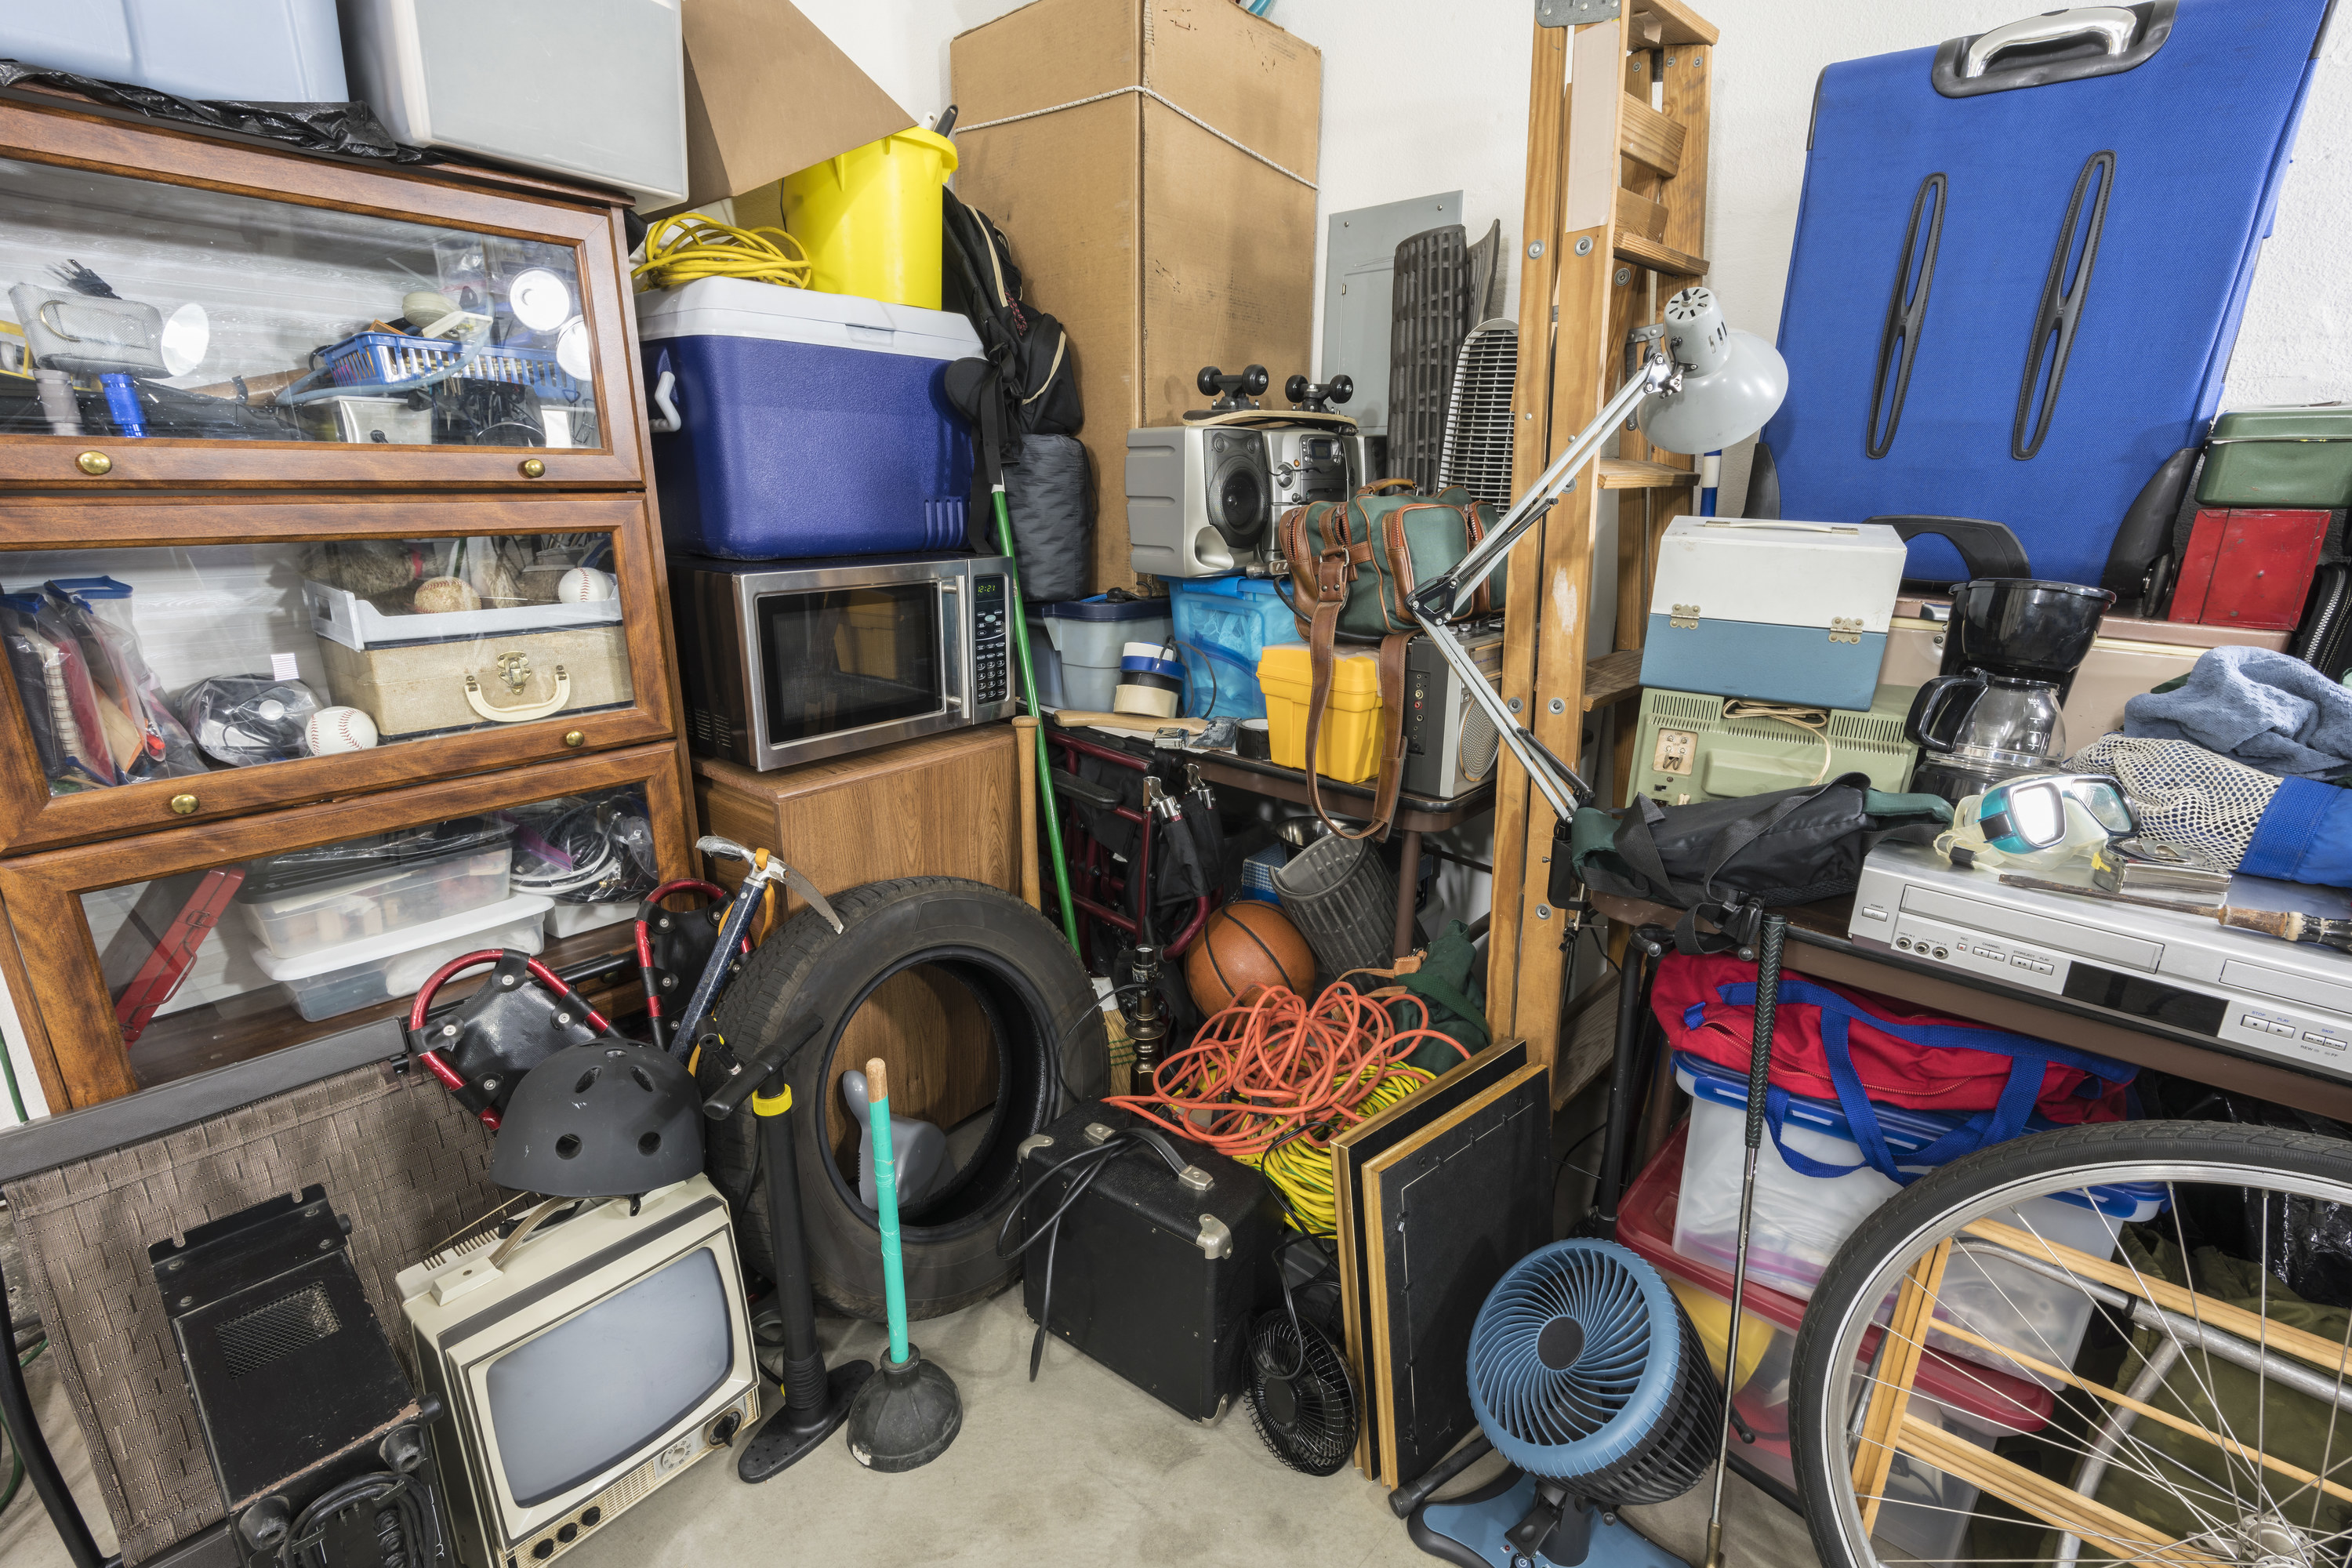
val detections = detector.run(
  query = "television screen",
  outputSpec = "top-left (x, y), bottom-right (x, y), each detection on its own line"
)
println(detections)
top-left (486, 1246), bottom-right (732, 1506)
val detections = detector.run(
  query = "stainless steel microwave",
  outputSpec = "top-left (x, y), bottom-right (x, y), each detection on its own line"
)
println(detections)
top-left (672, 553), bottom-right (1017, 771)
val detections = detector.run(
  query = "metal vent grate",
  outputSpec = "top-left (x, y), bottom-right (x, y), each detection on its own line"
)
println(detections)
top-left (216, 1283), bottom-right (342, 1378)
top-left (1438, 321), bottom-right (1519, 510)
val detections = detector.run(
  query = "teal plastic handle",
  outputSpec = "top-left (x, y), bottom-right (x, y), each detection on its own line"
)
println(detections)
top-left (869, 1086), bottom-right (911, 1366)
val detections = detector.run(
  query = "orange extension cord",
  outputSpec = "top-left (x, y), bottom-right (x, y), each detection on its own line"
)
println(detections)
top-left (1105, 981), bottom-right (1470, 1160)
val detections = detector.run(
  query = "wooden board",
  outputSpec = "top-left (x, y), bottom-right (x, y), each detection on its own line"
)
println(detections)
top-left (1363, 1061), bottom-right (1553, 1486)
top-left (1333, 1036), bottom-right (1531, 1477)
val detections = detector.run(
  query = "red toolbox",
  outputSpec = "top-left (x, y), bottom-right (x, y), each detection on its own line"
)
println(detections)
top-left (2168, 508), bottom-right (2331, 630)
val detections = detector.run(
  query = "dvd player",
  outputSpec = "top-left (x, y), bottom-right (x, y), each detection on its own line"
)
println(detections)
top-left (1849, 844), bottom-right (2352, 1080)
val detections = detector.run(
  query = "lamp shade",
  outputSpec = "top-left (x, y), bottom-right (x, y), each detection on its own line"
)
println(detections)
top-left (1635, 289), bottom-right (1788, 455)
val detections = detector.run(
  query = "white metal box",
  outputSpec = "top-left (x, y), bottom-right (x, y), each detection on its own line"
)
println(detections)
top-left (1639, 517), bottom-right (1907, 712)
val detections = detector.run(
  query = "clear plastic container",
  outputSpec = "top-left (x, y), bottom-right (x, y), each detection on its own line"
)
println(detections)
top-left (1624, 1123), bottom-right (2054, 1568)
top-left (1670, 1052), bottom-right (2166, 1385)
top-left (249, 894), bottom-right (550, 1022)
top-left (238, 844), bottom-right (513, 959)
top-left (1033, 597), bottom-right (1173, 713)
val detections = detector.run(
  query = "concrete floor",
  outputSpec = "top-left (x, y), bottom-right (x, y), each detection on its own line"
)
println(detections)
top-left (0, 1283), bottom-right (1820, 1568)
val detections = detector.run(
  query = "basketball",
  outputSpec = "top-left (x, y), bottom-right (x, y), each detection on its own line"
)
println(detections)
top-left (1185, 902), bottom-right (1316, 1014)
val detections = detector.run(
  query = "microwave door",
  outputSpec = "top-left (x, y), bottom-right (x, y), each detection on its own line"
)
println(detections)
top-left (751, 577), bottom-right (956, 768)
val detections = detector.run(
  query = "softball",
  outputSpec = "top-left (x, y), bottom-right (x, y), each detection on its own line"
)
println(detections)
top-left (556, 567), bottom-right (616, 604)
top-left (304, 706), bottom-right (380, 755)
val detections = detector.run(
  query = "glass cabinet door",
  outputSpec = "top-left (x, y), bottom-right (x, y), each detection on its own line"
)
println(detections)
top-left (0, 100), bottom-right (639, 487)
top-left (0, 745), bottom-right (689, 1108)
top-left (0, 495), bottom-right (676, 852)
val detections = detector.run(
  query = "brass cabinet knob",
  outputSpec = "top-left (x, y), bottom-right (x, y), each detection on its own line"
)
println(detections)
top-left (519, 458), bottom-right (547, 478)
top-left (75, 451), bottom-right (111, 476)
top-left (563, 730), bottom-right (586, 748)
top-left (169, 793), bottom-right (200, 816)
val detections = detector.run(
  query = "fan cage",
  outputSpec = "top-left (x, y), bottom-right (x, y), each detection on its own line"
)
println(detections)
top-left (1438, 321), bottom-right (1519, 510)
top-left (1245, 1312), bottom-right (1358, 1477)
top-left (1468, 1239), bottom-right (1721, 1505)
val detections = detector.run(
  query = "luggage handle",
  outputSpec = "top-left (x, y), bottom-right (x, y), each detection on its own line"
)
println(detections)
top-left (1962, 7), bottom-right (2138, 78)
top-left (464, 664), bottom-right (572, 722)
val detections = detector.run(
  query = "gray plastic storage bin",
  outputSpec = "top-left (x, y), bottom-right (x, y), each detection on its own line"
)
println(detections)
top-left (1036, 595), bottom-right (1173, 713)
top-left (1, 1), bottom-right (346, 100)
top-left (1272, 833), bottom-right (1398, 978)
top-left (339, 0), bottom-right (685, 208)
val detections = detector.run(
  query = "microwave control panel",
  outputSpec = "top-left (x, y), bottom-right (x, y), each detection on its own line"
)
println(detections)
top-left (974, 574), bottom-right (1008, 706)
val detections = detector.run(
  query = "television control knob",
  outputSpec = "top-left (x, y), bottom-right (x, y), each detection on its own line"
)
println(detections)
top-left (580, 1508), bottom-right (602, 1528)
top-left (532, 1541), bottom-right (555, 1560)
top-left (557, 1525), bottom-right (579, 1544)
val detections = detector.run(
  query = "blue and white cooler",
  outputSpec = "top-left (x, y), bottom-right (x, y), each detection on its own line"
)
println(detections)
top-left (637, 280), bottom-right (980, 560)
top-left (1639, 517), bottom-right (1907, 712)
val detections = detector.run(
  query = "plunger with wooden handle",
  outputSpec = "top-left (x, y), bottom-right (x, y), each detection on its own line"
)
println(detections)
top-left (1704, 912), bottom-right (1788, 1568)
top-left (843, 1058), bottom-right (963, 1471)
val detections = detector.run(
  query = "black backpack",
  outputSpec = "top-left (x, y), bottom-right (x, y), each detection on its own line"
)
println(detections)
top-left (942, 189), bottom-right (1083, 438)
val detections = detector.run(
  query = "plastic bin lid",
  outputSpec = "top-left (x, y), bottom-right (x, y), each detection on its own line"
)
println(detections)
top-left (1672, 1052), bottom-right (2167, 1217)
top-left (249, 894), bottom-right (554, 982)
top-left (635, 278), bottom-right (979, 362)
top-left (1620, 1122), bottom-right (2056, 1434)
top-left (1035, 593), bottom-right (1173, 622)
top-left (235, 817), bottom-right (514, 904)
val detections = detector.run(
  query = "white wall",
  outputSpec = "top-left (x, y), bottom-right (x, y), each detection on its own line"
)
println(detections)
top-left (802, 0), bottom-right (2352, 516)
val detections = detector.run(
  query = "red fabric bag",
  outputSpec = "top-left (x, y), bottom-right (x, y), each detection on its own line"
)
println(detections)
top-left (1653, 952), bottom-right (2134, 1129)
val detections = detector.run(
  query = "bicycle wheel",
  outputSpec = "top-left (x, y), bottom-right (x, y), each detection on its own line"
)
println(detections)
top-left (1790, 1120), bottom-right (2352, 1568)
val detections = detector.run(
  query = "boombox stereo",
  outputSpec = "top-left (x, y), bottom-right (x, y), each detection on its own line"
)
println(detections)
top-left (1402, 621), bottom-right (1504, 800)
top-left (1126, 424), bottom-right (1278, 577)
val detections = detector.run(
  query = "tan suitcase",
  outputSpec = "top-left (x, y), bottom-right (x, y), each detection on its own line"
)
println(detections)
top-left (319, 625), bottom-right (634, 739)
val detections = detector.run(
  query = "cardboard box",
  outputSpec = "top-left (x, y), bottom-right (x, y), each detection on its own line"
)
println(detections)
top-left (952, 0), bottom-right (1321, 594)
top-left (681, 0), bottom-right (914, 206)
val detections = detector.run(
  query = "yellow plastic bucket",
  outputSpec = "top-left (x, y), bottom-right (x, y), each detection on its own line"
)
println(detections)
top-left (771, 127), bottom-right (959, 309)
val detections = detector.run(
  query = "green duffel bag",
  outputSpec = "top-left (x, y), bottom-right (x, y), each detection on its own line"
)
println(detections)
top-left (1279, 481), bottom-right (1501, 840)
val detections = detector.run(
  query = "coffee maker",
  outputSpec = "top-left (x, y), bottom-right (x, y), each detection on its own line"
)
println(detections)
top-left (1905, 579), bottom-right (2115, 803)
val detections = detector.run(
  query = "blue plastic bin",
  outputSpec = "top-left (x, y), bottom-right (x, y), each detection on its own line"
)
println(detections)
top-left (637, 279), bottom-right (979, 560)
top-left (1166, 575), bottom-right (1302, 720)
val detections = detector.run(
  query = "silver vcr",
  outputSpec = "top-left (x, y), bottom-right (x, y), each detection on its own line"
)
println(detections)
top-left (1850, 844), bottom-right (2352, 1081)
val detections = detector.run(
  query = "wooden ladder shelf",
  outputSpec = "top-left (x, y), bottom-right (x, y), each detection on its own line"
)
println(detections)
top-left (1490, 0), bottom-right (1719, 1089)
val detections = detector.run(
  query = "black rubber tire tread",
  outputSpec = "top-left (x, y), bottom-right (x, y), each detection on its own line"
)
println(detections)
top-left (1788, 1120), bottom-right (2352, 1568)
top-left (701, 877), bottom-right (1107, 1321)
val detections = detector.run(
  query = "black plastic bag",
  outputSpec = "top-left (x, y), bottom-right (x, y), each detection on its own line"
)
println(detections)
top-left (0, 60), bottom-right (428, 162)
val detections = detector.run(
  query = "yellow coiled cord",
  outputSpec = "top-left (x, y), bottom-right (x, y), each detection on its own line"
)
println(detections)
top-left (633, 213), bottom-right (813, 292)
top-left (1242, 1066), bottom-right (1434, 1239)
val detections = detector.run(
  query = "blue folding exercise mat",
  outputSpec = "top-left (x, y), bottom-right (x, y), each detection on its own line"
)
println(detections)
top-left (1755, 0), bottom-right (2331, 589)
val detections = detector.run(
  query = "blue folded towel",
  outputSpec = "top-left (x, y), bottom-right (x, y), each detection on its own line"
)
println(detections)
top-left (2124, 644), bottom-right (2352, 780)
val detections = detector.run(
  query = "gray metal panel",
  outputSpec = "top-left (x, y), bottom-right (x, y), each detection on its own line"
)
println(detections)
top-left (1321, 192), bottom-right (1461, 437)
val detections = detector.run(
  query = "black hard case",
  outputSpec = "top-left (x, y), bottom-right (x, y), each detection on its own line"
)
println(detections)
top-left (1018, 1103), bottom-right (1283, 1421)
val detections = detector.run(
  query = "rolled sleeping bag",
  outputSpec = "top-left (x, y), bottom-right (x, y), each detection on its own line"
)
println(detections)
top-left (2070, 734), bottom-right (2352, 887)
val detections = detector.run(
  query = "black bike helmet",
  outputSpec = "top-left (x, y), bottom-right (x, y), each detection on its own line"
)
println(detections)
top-left (490, 1039), bottom-right (705, 1198)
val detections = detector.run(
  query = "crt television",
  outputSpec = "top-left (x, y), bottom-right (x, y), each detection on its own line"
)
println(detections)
top-left (397, 1175), bottom-right (759, 1568)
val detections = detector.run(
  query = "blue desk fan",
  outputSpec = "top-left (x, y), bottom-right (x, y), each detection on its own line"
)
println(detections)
top-left (1410, 1240), bottom-right (1721, 1568)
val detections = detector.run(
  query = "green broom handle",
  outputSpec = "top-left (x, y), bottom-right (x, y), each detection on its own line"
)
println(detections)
top-left (867, 1058), bottom-right (911, 1367)
top-left (992, 483), bottom-right (1083, 952)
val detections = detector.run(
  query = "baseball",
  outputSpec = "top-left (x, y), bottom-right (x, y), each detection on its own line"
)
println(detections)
top-left (556, 567), bottom-right (616, 604)
top-left (305, 706), bottom-right (380, 755)
top-left (413, 575), bottom-right (481, 614)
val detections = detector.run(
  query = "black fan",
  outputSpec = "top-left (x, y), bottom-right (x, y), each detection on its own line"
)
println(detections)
top-left (1245, 1240), bottom-right (1358, 1475)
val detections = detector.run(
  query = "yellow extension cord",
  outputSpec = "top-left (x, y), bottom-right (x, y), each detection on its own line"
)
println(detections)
top-left (1242, 1066), bottom-right (1434, 1238)
top-left (633, 214), bottom-right (814, 292)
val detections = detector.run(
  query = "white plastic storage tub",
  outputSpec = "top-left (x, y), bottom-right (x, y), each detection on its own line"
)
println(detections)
top-left (339, 0), bottom-right (684, 208)
top-left (235, 823), bottom-right (514, 960)
top-left (0, 0), bottom-right (345, 100)
top-left (250, 895), bottom-right (550, 1022)
top-left (1671, 1052), bottom-right (2165, 1384)
top-left (1032, 595), bottom-right (1174, 713)
top-left (638, 279), bottom-right (980, 561)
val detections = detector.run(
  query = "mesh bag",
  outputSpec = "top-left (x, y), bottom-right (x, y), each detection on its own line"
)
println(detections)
top-left (2069, 735), bottom-right (2280, 869)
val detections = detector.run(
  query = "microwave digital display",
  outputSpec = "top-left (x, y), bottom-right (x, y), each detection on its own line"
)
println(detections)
top-left (757, 584), bottom-right (942, 742)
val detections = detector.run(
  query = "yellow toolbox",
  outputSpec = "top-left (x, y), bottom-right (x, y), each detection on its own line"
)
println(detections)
top-left (1257, 644), bottom-right (1385, 783)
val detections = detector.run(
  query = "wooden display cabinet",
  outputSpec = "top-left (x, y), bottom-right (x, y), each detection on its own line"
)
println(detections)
top-left (0, 87), bottom-right (692, 1112)
top-left (0, 742), bottom-right (690, 1109)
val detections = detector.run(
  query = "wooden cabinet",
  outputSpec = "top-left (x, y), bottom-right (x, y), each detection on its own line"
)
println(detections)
top-left (0, 90), bottom-right (691, 1112)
